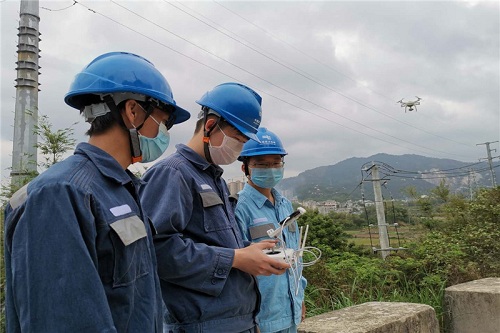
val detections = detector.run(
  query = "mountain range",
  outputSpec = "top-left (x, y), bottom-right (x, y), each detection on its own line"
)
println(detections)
top-left (277, 153), bottom-right (500, 201)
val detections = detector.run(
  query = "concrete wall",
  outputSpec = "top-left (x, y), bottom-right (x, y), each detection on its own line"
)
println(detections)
top-left (296, 278), bottom-right (500, 333)
top-left (298, 301), bottom-right (439, 333)
top-left (444, 277), bottom-right (500, 333)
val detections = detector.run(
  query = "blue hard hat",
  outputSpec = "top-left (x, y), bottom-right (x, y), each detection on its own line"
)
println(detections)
top-left (64, 52), bottom-right (190, 125)
top-left (238, 127), bottom-right (287, 160)
top-left (196, 82), bottom-right (262, 142)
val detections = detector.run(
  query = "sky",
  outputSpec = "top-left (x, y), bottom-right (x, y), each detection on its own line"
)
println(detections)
top-left (1, 0), bottom-right (499, 185)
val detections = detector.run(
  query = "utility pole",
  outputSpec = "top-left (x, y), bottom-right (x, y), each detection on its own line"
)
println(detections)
top-left (477, 141), bottom-right (499, 188)
top-left (467, 168), bottom-right (476, 200)
top-left (11, 0), bottom-right (41, 188)
top-left (365, 163), bottom-right (390, 260)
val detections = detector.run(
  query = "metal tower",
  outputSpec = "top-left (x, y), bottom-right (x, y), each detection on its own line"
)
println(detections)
top-left (11, 0), bottom-right (41, 187)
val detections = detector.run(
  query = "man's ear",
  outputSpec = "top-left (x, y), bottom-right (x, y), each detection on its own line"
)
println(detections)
top-left (204, 117), bottom-right (218, 132)
top-left (242, 160), bottom-right (251, 177)
top-left (122, 100), bottom-right (138, 127)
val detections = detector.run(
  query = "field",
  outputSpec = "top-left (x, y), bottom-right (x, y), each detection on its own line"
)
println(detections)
top-left (345, 224), bottom-right (424, 248)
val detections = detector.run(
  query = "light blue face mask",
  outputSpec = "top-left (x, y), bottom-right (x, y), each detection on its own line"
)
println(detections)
top-left (250, 167), bottom-right (284, 188)
top-left (139, 120), bottom-right (170, 163)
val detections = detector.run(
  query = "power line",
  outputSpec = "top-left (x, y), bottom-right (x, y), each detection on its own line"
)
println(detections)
top-left (74, 1), bottom-right (232, 78)
top-left (72, 1), bottom-right (409, 156)
top-left (213, 0), bottom-right (393, 102)
top-left (212, 1), bottom-right (475, 136)
top-left (72, 1), bottom-right (474, 160)
top-left (174, 0), bottom-right (472, 148)
top-left (361, 160), bottom-right (499, 183)
top-left (104, 1), bottom-right (471, 159)
top-left (363, 160), bottom-right (488, 173)
top-left (40, 1), bottom-right (76, 12)
top-left (375, 160), bottom-right (488, 175)
top-left (379, 165), bottom-right (499, 180)
top-left (477, 141), bottom-right (499, 187)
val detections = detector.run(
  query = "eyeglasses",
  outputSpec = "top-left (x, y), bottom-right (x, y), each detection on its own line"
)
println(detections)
top-left (163, 113), bottom-right (176, 130)
top-left (249, 161), bottom-right (285, 169)
top-left (139, 101), bottom-right (176, 130)
top-left (219, 120), bottom-right (247, 142)
top-left (150, 101), bottom-right (176, 130)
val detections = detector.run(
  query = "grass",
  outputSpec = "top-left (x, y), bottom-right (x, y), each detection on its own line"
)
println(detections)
top-left (304, 275), bottom-right (446, 331)
top-left (304, 223), bottom-right (447, 331)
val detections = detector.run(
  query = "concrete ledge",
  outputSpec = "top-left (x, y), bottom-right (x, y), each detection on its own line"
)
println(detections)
top-left (298, 302), bottom-right (439, 333)
top-left (444, 277), bottom-right (500, 333)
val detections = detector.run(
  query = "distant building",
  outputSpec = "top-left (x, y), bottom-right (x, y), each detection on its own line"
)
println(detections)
top-left (363, 200), bottom-right (375, 206)
top-left (299, 199), bottom-right (364, 215)
top-left (227, 179), bottom-right (245, 196)
top-left (301, 200), bottom-right (318, 210)
top-left (280, 188), bottom-right (294, 198)
top-left (317, 200), bottom-right (339, 215)
top-left (335, 207), bottom-right (353, 214)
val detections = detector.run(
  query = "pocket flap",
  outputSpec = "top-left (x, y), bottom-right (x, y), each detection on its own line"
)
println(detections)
top-left (200, 191), bottom-right (223, 208)
top-left (249, 223), bottom-right (275, 240)
top-left (110, 215), bottom-right (147, 246)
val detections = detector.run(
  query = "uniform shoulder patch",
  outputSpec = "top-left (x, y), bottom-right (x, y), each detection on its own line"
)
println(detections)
top-left (9, 183), bottom-right (29, 210)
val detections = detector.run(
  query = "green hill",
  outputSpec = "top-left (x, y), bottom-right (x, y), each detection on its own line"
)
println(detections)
top-left (278, 153), bottom-right (499, 201)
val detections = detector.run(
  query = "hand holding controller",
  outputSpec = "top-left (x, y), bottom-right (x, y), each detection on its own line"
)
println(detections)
top-left (262, 248), bottom-right (295, 263)
top-left (233, 240), bottom-right (290, 276)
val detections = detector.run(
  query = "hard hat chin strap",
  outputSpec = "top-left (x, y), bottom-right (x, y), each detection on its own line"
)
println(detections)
top-left (202, 107), bottom-right (220, 164)
top-left (101, 94), bottom-right (154, 164)
top-left (243, 158), bottom-right (251, 177)
top-left (128, 102), bottom-right (155, 164)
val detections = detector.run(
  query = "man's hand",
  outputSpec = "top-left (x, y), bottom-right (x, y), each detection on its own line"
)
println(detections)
top-left (233, 240), bottom-right (290, 276)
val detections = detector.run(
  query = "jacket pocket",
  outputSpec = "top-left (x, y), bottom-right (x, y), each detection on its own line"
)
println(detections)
top-left (249, 222), bottom-right (275, 241)
top-left (109, 215), bottom-right (150, 287)
top-left (199, 191), bottom-right (232, 232)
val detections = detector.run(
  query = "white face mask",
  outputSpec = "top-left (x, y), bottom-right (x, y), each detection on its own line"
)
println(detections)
top-left (209, 127), bottom-right (244, 165)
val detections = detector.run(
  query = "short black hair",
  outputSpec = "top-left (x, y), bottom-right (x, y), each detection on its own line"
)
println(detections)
top-left (85, 100), bottom-right (127, 136)
top-left (194, 114), bottom-right (230, 134)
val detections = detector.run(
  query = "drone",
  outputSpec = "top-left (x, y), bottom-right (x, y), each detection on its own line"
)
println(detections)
top-left (397, 96), bottom-right (422, 112)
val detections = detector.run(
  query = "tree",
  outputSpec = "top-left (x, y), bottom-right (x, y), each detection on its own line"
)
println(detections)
top-left (416, 196), bottom-right (433, 218)
top-left (298, 210), bottom-right (349, 260)
top-left (444, 187), bottom-right (500, 275)
top-left (1, 115), bottom-right (77, 202)
top-left (431, 179), bottom-right (450, 203)
top-left (34, 114), bottom-right (77, 169)
top-left (1, 115), bottom-right (77, 329)
top-left (401, 185), bottom-right (418, 200)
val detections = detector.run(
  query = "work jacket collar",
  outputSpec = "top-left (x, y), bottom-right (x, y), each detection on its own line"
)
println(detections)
top-left (176, 143), bottom-right (224, 178)
top-left (75, 142), bottom-right (143, 186)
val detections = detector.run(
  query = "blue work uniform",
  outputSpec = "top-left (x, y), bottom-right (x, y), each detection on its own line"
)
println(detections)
top-left (140, 144), bottom-right (260, 333)
top-left (235, 184), bottom-right (307, 333)
top-left (3, 142), bottom-right (162, 333)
